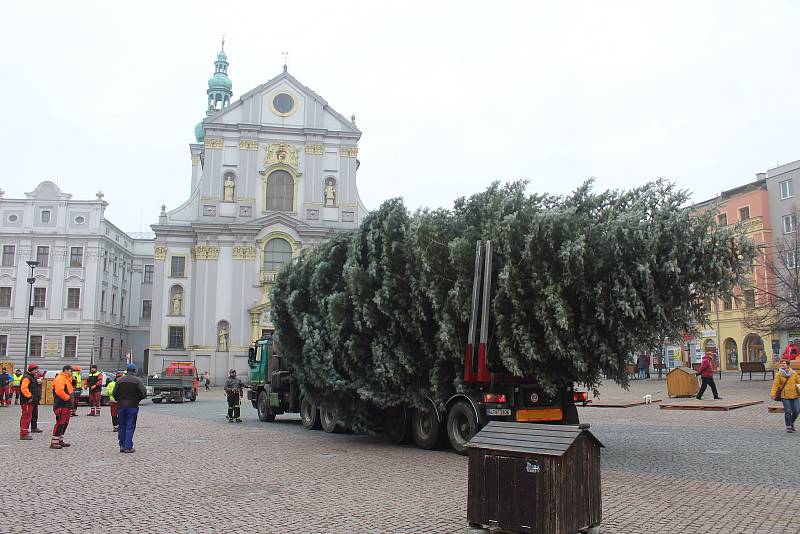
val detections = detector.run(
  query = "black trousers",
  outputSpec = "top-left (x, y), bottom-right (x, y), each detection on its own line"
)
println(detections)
top-left (227, 394), bottom-right (240, 419)
top-left (697, 377), bottom-right (719, 399)
top-left (31, 403), bottom-right (38, 429)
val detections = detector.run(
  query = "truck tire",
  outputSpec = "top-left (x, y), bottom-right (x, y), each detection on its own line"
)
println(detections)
top-left (446, 401), bottom-right (479, 454)
top-left (300, 397), bottom-right (321, 430)
top-left (319, 406), bottom-right (340, 433)
top-left (411, 405), bottom-right (441, 450)
top-left (257, 391), bottom-right (276, 422)
top-left (383, 407), bottom-right (409, 444)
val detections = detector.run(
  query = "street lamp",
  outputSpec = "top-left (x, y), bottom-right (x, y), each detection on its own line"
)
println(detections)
top-left (23, 260), bottom-right (39, 371)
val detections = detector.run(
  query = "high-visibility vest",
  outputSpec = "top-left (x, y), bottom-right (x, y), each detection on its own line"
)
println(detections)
top-left (87, 371), bottom-right (101, 389)
top-left (11, 373), bottom-right (22, 387)
top-left (106, 381), bottom-right (116, 402)
top-left (72, 371), bottom-right (83, 389)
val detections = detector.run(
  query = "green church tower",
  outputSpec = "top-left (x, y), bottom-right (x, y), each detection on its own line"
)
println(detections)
top-left (195, 39), bottom-right (233, 143)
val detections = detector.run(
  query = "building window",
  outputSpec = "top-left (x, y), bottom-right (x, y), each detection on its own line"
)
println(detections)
top-left (1, 245), bottom-right (15, 267)
top-left (100, 290), bottom-right (106, 311)
top-left (266, 170), bottom-right (294, 211)
top-left (112, 294), bottom-right (116, 314)
top-left (30, 335), bottom-right (42, 357)
top-left (99, 337), bottom-right (104, 359)
top-left (113, 258), bottom-right (118, 276)
top-left (70, 247), bottom-right (83, 268)
top-left (168, 326), bottom-right (185, 349)
top-left (40, 210), bottom-right (51, 223)
top-left (143, 264), bottom-right (154, 283)
top-left (263, 238), bottom-right (292, 271)
top-left (120, 297), bottom-right (125, 316)
top-left (170, 256), bottom-right (186, 278)
top-left (110, 338), bottom-right (115, 358)
top-left (783, 214), bottom-right (797, 234)
top-left (738, 206), bottom-right (750, 221)
top-left (33, 288), bottom-right (46, 308)
top-left (0, 335), bottom-right (7, 357)
top-left (0, 287), bottom-right (10, 308)
top-left (36, 246), bottom-right (50, 267)
top-left (722, 295), bottom-right (733, 311)
top-left (67, 288), bottom-right (81, 309)
top-left (787, 251), bottom-right (797, 269)
top-left (717, 213), bottom-right (727, 226)
top-left (780, 179), bottom-right (794, 200)
top-left (103, 253), bottom-right (108, 272)
top-left (63, 336), bottom-right (77, 358)
top-left (744, 289), bottom-right (755, 308)
top-left (142, 299), bottom-right (152, 319)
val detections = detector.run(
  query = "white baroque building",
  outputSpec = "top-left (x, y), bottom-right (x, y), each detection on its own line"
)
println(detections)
top-left (0, 182), bottom-right (154, 370)
top-left (148, 44), bottom-right (367, 381)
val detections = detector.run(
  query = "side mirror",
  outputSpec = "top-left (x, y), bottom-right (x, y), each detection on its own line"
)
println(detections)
top-left (247, 347), bottom-right (255, 365)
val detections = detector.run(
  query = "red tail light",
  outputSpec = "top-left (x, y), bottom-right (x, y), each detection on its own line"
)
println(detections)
top-left (483, 393), bottom-right (507, 403)
top-left (573, 391), bottom-right (588, 403)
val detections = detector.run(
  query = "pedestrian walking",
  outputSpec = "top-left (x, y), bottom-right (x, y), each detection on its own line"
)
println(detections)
top-left (224, 369), bottom-right (244, 423)
top-left (19, 364), bottom-right (42, 440)
top-left (27, 367), bottom-right (44, 435)
top-left (106, 371), bottom-right (123, 432)
top-left (70, 365), bottom-right (83, 416)
top-left (51, 365), bottom-right (75, 449)
top-left (645, 354), bottom-right (651, 379)
top-left (85, 365), bottom-right (103, 416)
top-left (0, 367), bottom-right (12, 407)
top-left (204, 371), bottom-right (211, 391)
top-left (637, 354), bottom-right (647, 380)
top-left (114, 363), bottom-right (147, 453)
top-left (695, 352), bottom-right (721, 400)
top-left (771, 358), bottom-right (800, 433)
top-left (11, 369), bottom-right (23, 405)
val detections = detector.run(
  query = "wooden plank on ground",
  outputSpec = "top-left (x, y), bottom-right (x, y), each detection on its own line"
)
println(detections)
top-left (659, 399), bottom-right (763, 411)
top-left (768, 405), bottom-right (785, 413)
top-left (582, 398), bottom-right (662, 408)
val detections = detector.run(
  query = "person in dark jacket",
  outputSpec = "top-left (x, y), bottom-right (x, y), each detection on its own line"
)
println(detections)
top-left (114, 363), bottom-right (147, 453)
top-left (19, 364), bottom-right (42, 440)
top-left (696, 352), bottom-right (721, 400)
top-left (224, 369), bottom-right (244, 423)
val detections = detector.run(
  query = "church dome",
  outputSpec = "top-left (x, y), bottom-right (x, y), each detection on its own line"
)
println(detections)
top-left (208, 73), bottom-right (232, 90)
top-left (194, 121), bottom-right (205, 143)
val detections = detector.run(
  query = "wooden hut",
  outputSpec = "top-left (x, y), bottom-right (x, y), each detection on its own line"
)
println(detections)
top-left (666, 367), bottom-right (699, 398)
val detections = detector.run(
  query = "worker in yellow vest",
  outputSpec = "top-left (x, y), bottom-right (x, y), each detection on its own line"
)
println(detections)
top-left (71, 365), bottom-right (83, 416)
top-left (86, 365), bottom-right (103, 416)
top-left (106, 371), bottom-right (123, 432)
top-left (11, 369), bottom-right (23, 405)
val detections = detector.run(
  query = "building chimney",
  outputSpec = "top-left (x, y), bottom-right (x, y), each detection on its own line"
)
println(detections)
top-left (756, 172), bottom-right (767, 180)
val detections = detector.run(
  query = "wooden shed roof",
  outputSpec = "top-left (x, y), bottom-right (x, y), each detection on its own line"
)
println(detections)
top-left (466, 422), bottom-right (604, 457)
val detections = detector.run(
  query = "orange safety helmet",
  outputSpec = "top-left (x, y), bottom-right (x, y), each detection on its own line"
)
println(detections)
top-left (73, 365), bottom-right (82, 372)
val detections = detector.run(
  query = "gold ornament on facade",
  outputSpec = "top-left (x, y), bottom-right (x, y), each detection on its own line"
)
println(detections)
top-left (239, 140), bottom-right (259, 150)
top-left (265, 143), bottom-right (299, 170)
top-left (193, 245), bottom-right (220, 261)
top-left (340, 146), bottom-right (358, 158)
top-left (154, 246), bottom-right (167, 260)
top-left (232, 245), bottom-right (257, 260)
top-left (305, 144), bottom-right (324, 155)
top-left (204, 138), bottom-right (224, 149)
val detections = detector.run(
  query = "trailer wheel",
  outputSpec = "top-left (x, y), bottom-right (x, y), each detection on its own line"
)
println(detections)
top-left (257, 391), bottom-right (276, 422)
top-left (383, 407), bottom-right (409, 444)
top-left (446, 401), bottom-right (479, 454)
top-left (411, 405), bottom-right (441, 450)
top-left (300, 397), bottom-right (321, 430)
top-left (320, 406), bottom-right (340, 433)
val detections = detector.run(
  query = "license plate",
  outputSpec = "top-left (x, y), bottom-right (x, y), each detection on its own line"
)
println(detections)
top-left (486, 408), bottom-right (511, 416)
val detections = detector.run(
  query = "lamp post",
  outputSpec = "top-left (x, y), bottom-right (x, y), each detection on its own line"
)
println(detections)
top-left (23, 260), bottom-right (39, 371)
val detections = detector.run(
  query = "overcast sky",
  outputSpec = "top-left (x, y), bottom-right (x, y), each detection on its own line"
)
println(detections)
top-left (1, 1), bottom-right (799, 231)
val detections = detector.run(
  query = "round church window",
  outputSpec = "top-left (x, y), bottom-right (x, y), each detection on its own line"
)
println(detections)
top-left (74, 215), bottom-right (86, 224)
top-left (8, 214), bottom-right (18, 222)
top-left (272, 93), bottom-right (295, 115)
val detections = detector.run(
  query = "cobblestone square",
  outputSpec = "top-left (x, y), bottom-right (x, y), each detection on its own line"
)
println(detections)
top-left (0, 377), bottom-right (795, 534)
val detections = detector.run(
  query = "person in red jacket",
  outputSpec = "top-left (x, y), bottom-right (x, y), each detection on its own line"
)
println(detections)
top-left (696, 352), bottom-right (721, 400)
top-left (782, 340), bottom-right (799, 361)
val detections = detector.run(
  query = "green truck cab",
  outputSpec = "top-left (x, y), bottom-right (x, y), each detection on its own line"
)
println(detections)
top-left (247, 336), bottom-right (299, 422)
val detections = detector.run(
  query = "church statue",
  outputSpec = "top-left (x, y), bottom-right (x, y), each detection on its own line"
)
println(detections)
top-left (223, 175), bottom-right (235, 202)
top-left (172, 292), bottom-right (182, 315)
top-left (324, 179), bottom-right (336, 207)
top-left (218, 326), bottom-right (229, 352)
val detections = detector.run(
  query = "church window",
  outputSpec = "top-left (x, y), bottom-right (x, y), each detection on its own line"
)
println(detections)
top-left (266, 170), bottom-right (294, 212)
top-left (40, 210), bottom-right (51, 223)
top-left (272, 93), bottom-right (295, 115)
top-left (263, 238), bottom-right (292, 271)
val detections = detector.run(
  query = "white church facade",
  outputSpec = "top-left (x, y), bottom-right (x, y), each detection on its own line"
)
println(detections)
top-left (148, 44), bottom-right (367, 380)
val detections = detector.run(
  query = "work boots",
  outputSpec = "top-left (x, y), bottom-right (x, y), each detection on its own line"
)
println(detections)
top-left (20, 435), bottom-right (33, 440)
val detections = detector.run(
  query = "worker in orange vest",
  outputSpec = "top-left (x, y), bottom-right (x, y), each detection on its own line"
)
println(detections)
top-left (51, 365), bottom-right (75, 449)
